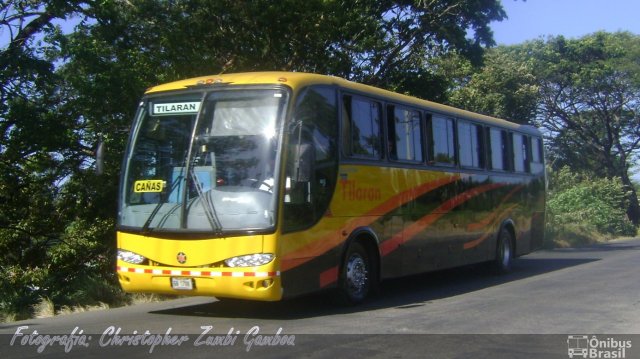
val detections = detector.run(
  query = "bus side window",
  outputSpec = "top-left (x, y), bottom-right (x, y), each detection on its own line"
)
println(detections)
top-left (524, 135), bottom-right (531, 173)
top-left (430, 115), bottom-right (456, 166)
top-left (343, 95), bottom-right (382, 159)
top-left (458, 120), bottom-right (484, 169)
top-left (513, 133), bottom-right (529, 173)
top-left (530, 136), bottom-right (545, 174)
top-left (489, 127), bottom-right (507, 171)
top-left (387, 105), bottom-right (423, 162)
top-left (503, 130), bottom-right (514, 171)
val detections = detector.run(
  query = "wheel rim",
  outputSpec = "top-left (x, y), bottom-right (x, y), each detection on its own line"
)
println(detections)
top-left (346, 253), bottom-right (368, 297)
top-left (500, 236), bottom-right (512, 268)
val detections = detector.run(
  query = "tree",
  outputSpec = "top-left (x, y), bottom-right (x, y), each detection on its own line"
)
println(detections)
top-left (0, 1), bottom-right (93, 103)
top-left (528, 33), bottom-right (640, 224)
top-left (0, 0), bottom-right (111, 318)
top-left (442, 47), bottom-right (539, 123)
top-left (1, 0), bottom-right (510, 317)
top-left (337, 0), bottom-right (507, 99)
top-left (442, 33), bottom-right (640, 225)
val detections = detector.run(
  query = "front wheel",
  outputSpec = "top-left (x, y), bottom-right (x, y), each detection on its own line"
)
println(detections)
top-left (336, 242), bottom-right (371, 305)
top-left (492, 228), bottom-right (514, 274)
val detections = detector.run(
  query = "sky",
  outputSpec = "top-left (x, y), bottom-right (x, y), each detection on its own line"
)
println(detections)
top-left (491, 0), bottom-right (640, 45)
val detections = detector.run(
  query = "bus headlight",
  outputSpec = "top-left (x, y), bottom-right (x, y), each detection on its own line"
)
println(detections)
top-left (224, 254), bottom-right (274, 267)
top-left (117, 250), bottom-right (146, 264)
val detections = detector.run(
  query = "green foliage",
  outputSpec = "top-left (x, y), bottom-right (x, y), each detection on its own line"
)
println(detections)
top-left (443, 48), bottom-right (539, 123)
top-left (0, 218), bottom-right (122, 319)
top-left (1, 0), bottom-right (508, 319)
top-left (547, 167), bottom-right (637, 243)
top-left (531, 33), bottom-right (640, 224)
top-left (1, 1), bottom-right (638, 319)
top-left (46, 218), bottom-right (120, 306)
top-left (1, 264), bottom-right (49, 320)
top-left (444, 32), bottom-right (640, 225)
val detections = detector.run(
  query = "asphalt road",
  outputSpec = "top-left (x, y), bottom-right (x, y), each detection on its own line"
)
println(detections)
top-left (2, 238), bottom-right (640, 358)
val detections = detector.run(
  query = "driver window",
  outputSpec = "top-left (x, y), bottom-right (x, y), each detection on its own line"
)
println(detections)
top-left (283, 87), bottom-right (338, 232)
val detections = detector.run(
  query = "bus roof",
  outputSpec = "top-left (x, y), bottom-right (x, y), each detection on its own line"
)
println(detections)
top-left (145, 71), bottom-right (540, 135)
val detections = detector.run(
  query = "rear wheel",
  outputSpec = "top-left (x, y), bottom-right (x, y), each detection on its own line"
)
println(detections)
top-left (336, 242), bottom-right (371, 305)
top-left (493, 228), bottom-right (514, 274)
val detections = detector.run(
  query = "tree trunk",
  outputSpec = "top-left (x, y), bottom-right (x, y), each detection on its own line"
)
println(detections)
top-left (620, 171), bottom-right (640, 226)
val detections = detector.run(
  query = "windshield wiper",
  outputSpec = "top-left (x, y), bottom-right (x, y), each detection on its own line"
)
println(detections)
top-left (176, 91), bottom-right (225, 234)
top-left (189, 167), bottom-right (223, 234)
top-left (141, 173), bottom-right (184, 233)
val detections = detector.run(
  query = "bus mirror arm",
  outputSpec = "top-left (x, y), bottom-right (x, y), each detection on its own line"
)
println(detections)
top-left (293, 143), bottom-right (314, 182)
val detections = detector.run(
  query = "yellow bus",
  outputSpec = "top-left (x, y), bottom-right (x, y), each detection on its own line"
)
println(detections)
top-left (116, 72), bottom-right (545, 304)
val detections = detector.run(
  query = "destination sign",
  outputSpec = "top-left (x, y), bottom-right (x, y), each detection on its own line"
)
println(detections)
top-left (133, 180), bottom-right (165, 193)
top-left (152, 101), bottom-right (201, 115)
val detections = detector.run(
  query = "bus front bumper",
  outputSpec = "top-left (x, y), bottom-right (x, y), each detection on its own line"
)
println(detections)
top-left (116, 263), bottom-right (283, 301)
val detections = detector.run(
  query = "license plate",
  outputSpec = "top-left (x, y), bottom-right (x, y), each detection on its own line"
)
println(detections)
top-left (171, 277), bottom-right (194, 290)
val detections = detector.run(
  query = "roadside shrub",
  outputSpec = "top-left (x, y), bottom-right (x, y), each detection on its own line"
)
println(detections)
top-left (547, 167), bottom-right (637, 244)
top-left (0, 218), bottom-right (126, 321)
top-left (0, 264), bottom-right (49, 320)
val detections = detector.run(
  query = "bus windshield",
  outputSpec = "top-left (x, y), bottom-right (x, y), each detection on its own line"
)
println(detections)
top-left (118, 88), bottom-right (288, 233)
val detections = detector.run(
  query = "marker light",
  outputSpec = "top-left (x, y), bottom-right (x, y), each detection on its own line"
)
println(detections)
top-left (224, 254), bottom-right (274, 268)
top-left (196, 78), bottom-right (226, 86)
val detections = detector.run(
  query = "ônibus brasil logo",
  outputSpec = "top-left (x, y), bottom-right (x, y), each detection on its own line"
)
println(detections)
top-left (567, 335), bottom-right (632, 359)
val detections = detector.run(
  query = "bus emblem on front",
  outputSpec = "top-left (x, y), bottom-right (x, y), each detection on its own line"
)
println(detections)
top-left (177, 252), bottom-right (187, 264)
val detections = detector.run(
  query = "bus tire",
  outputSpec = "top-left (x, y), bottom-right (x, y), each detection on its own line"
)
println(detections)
top-left (492, 228), bottom-right (514, 274)
top-left (336, 241), bottom-right (371, 305)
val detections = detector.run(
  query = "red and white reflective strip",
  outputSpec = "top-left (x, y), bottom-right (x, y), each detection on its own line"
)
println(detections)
top-left (117, 266), bottom-right (279, 278)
